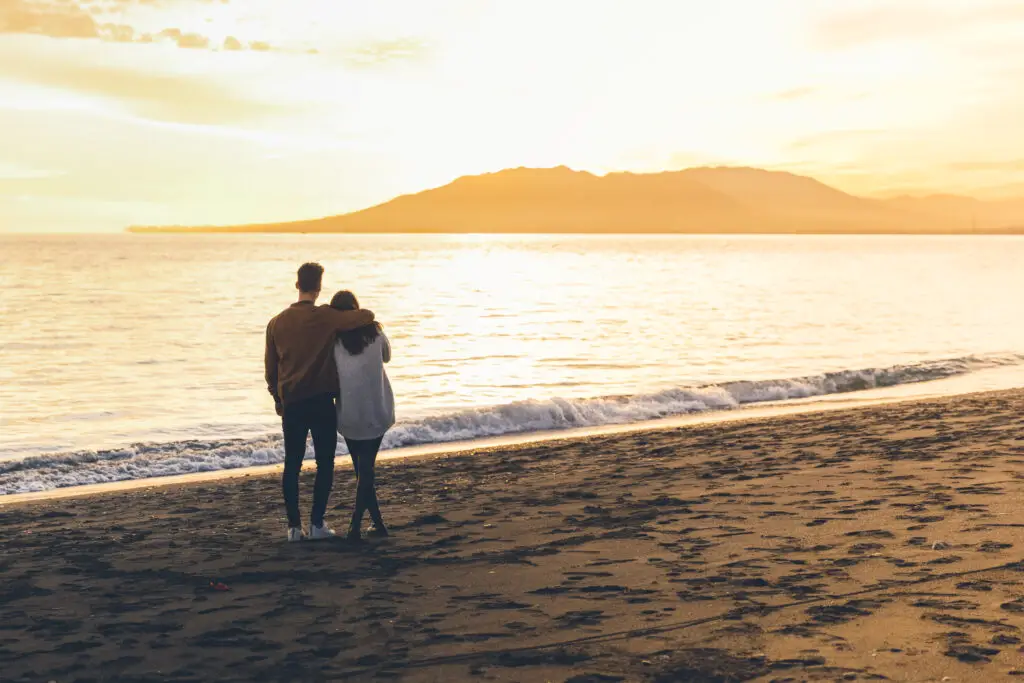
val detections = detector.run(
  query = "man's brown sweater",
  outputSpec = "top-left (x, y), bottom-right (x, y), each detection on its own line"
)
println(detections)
top-left (265, 302), bottom-right (374, 412)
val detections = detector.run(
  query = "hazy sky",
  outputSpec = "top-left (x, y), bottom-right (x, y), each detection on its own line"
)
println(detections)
top-left (3, 0), bottom-right (1024, 232)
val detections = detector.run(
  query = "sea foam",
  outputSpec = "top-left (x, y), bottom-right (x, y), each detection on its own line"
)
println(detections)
top-left (2, 353), bottom-right (1021, 494)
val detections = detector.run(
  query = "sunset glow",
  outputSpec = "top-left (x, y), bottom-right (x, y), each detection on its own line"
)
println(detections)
top-left (3, 0), bottom-right (1024, 232)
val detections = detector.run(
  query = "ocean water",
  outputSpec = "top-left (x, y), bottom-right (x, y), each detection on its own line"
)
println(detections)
top-left (2, 233), bottom-right (1023, 494)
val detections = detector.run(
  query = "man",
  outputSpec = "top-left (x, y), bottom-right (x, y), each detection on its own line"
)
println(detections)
top-left (265, 262), bottom-right (374, 542)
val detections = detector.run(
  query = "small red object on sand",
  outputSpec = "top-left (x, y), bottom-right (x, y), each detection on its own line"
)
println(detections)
top-left (209, 581), bottom-right (230, 591)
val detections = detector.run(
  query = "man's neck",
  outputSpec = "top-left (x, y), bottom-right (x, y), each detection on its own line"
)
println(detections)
top-left (297, 292), bottom-right (318, 304)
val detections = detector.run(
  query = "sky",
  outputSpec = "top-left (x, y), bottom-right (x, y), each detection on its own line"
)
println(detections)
top-left (3, 0), bottom-right (1024, 232)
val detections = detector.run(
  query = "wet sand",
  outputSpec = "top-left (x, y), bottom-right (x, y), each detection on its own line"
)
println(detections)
top-left (3, 389), bottom-right (1024, 682)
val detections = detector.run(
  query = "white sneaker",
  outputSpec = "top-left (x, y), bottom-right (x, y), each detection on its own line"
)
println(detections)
top-left (287, 527), bottom-right (307, 543)
top-left (309, 523), bottom-right (336, 541)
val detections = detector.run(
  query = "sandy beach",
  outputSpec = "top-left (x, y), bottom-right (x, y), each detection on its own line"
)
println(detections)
top-left (3, 390), bottom-right (1024, 682)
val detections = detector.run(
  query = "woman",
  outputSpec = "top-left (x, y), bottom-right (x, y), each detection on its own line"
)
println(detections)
top-left (330, 290), bottom-right (395, 541)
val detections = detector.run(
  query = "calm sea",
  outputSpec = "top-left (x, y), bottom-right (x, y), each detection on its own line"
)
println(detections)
top-left (2, 233), bottom-right (1023, 493)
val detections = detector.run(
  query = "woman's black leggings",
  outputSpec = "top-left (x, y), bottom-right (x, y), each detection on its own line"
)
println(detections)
top-left (346, 435), bottom-right (385, 529)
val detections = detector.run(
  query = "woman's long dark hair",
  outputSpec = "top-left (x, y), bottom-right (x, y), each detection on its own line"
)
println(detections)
top-left (330, 290), bottom-right (381, 355)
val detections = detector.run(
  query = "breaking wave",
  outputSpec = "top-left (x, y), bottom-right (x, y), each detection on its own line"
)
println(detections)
top-left (3, 353), bottom-right (1021, 494)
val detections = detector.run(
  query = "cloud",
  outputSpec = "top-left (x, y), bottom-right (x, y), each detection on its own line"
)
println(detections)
top-left (343, 37), bottom-right (429, 67)
top-left (0, 160), bottom-right (65, 180)
top-left (946, 159), bottom-right (1024, 172)
top-left (2, 57), bottom-right (288, 126)
top-left (0, 0), bottom-right (414, 57)
top-left (154, 27), bottom-right (209, 49)
top-left (768, 86), bottom-right (818, 101)
top-left (813, 1), bottom-right (1024, 50)
top-left (173, 31), bottom-right (209, 49)
top-left (213, 37), bottom-right (274, 52)
top-left (102, 22), bottom-right (134, 42)
top-left (787, 129), bottom-right (888, 151)
top-left (0, 0), bottom-right (269, 51)
top-left (0, 0), bottom-right (102, 39)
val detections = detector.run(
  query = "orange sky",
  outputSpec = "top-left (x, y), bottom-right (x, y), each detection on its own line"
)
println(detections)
top-left (2, 0), bottom-right (1024, 232)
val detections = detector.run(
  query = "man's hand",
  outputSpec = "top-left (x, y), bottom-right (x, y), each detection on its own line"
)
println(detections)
top-left (275, 399), bottom-right (284, 417)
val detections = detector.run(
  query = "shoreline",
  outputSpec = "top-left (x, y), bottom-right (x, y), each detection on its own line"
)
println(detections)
top-left (4, 388), bottom-right (1024, 680)
top-left (4, 369), bottom-right (1023, 504)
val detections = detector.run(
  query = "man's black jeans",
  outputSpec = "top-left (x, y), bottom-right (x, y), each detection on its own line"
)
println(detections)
top-left (281, 393), bottom-right (337, 528)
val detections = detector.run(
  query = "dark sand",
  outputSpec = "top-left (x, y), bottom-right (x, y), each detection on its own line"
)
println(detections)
top-left (3, 390), bottom-right (1024, 682)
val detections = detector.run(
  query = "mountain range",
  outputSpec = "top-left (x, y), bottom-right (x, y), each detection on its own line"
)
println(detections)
top-left (128, 166), bottom-right (1024, 234)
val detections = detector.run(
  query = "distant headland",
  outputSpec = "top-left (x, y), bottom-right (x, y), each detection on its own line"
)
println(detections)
top-left (128, 166), bottom-right (1024, 235)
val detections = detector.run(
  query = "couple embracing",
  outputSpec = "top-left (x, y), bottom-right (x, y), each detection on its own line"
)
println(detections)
top-left (264, 262), bottom-right (394, 542)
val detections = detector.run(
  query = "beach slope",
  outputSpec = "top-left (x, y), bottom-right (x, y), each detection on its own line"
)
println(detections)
top-left (3, 390), bottom-right (1024, 681)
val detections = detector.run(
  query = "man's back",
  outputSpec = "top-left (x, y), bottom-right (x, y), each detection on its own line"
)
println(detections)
top-left (265, 302), bottom-right (373, 410)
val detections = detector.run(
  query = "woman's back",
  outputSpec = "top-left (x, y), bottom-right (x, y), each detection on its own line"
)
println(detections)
top-left (334, 333), bottom-right (395, 440)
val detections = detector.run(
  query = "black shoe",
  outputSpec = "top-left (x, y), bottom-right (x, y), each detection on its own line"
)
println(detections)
top-left (346, 524), bottom-right (362, 542)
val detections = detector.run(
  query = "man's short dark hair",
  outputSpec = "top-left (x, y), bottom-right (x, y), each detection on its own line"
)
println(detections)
top-left (297, 262), bottom-right (324, 293)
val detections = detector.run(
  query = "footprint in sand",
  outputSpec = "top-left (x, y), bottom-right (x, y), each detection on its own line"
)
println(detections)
top-left (943, 633), bottom-right (1001, 663)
